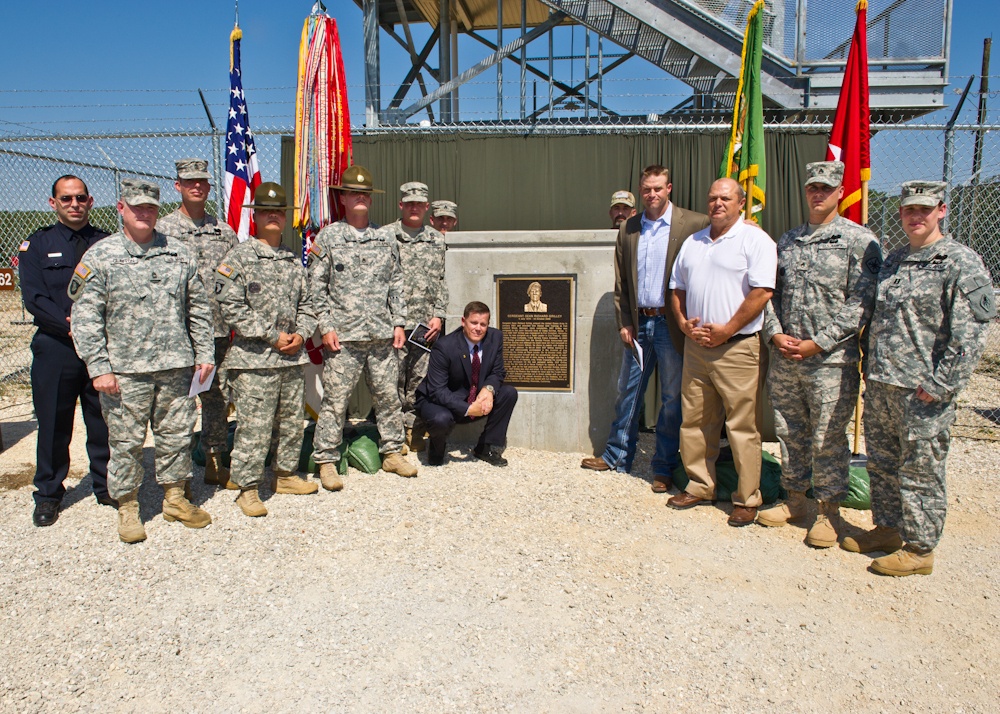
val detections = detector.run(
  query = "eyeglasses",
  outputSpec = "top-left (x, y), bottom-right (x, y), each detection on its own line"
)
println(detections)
top-left (57, 195), bottom-right (89, 205)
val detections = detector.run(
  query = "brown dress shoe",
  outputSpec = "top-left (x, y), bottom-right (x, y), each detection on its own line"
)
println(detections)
top-left (667, 491), bottom-right (710, 509)
top-left (651, 474), bottom-right (670, 493)
top-left (581, 456), bottom-right (611, 471)
top-left (728, 506), bottom-right (757, 527)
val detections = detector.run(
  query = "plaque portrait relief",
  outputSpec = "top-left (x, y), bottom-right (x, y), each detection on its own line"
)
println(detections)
top-left (523, 281), bottom-right (548, 313)
top-left (496, 275), bottom-right (575, 392)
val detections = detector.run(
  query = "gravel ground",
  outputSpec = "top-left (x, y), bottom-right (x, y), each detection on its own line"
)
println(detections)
top-left (1, 398), bottom-right (999, 713)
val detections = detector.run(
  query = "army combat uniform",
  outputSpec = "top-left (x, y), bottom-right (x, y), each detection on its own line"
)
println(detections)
top-left (215, 239), bottom-right (317, 489)
top-left (307, 221), bottom-right (408, 464)
top-left (157, 206), bottom-right (239, 456)
top-left (763, 214), bottom-right (882, 502)
top-left (69, 231), bottom-right (215, 499)
top-left (392, 219), bottom-right (447, 428)
top-left (865, 234), bottom-right (995, 553)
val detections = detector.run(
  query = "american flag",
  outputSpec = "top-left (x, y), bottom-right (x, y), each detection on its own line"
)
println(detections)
top-left (224, 25), bottom-right (261, 241)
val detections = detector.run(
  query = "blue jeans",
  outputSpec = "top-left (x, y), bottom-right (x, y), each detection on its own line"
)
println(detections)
top-left (601, 314), bottom-right (683, 475)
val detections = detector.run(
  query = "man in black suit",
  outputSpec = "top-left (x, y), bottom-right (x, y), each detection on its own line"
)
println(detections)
top-left (415, 301), bottom-right (518, 467)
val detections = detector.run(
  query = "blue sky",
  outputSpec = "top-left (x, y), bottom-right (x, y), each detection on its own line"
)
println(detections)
top-left (0, 0), bottom-right (995, 135)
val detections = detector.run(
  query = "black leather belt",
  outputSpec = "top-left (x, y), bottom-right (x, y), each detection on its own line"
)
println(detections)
top-left (726, 331), bottom-right (759, 344)
top-left (638, 307), bottom-right (667, 317)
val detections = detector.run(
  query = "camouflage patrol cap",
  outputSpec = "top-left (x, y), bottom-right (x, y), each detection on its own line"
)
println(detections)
top-left (805, 161), bottom-right (844, 187)
top-left (120, 178), bottom-right (160, 207)
top-left (244, 182), bottom-right (297, 210)
top-left (400, 181), bottom-right (429, 203)
top-left (610, 190), bottom-right (635, 208)
top-left (900, 180), bottom-right (946, 207)
top-left (175, 158), bottom-right (212, 180)
top-left (331, 165), bottom-right (385, 194)
top-left (430, 200), bottom-right (458, 218)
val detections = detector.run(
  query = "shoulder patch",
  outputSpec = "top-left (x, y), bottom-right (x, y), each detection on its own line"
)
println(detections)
top-left (68, 263), bottom-right (93, 302)
top-left (19, 240), bottom-right (30, 252)
top-left (308, 242), bottom-right (325, 258)
top-left (217, 263), bottom-right (235, 278)
top-left (958, 273), bottom-right (997, 322)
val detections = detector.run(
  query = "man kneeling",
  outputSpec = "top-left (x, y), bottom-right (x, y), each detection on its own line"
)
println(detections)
top-left (415, 301), bottom-right (518, 466)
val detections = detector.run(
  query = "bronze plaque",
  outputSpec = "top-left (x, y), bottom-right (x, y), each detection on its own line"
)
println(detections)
top-left (0, 268), bottom-right (14, 291)
top-left (495, 275), bottom-right (575, 392)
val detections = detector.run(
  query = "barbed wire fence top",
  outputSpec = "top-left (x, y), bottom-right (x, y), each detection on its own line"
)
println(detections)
top-left (0, 83), bottom-right (998, 436)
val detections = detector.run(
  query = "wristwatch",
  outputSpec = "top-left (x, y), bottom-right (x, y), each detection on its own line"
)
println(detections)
top-left (483, 385), bottom-right (495, 395)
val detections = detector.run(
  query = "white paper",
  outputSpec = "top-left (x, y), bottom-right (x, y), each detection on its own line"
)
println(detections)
top-left (632, 341), bottom-right (644, 373)
top-left (189, 367), bottom-right (216, 397)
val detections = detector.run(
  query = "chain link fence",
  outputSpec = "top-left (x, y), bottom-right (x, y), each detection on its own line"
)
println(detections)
top-left (2, 120), bottom-right (998, 436)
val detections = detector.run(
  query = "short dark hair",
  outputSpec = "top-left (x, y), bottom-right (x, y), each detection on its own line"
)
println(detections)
top-left (640, 165), bottom-right (670, 184)
top-left (463, 301), bottom-right (490, 318)
top-left (52, 175), bottom-right (89, 198)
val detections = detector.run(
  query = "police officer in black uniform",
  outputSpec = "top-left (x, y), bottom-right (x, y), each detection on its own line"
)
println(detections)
top-left (18, 175), bottom-right (115, 526)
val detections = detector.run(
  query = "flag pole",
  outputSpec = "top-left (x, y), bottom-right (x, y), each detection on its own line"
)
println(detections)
top-left (744, 177), bottom-right (754, 218)
top-left (853, 180), bottom-right (869, 454)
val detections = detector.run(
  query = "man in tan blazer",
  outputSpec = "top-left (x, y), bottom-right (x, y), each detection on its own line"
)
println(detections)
top-left (582, 165), bottom-right (710, 492)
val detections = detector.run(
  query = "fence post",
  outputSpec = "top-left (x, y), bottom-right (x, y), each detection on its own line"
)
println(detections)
top-left (198, 89), bottom-right (225, 222)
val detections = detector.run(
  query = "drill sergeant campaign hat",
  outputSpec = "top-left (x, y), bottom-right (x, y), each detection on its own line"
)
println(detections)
top-left (243, 182), bottom-right (297, 210)
top-left (120, 178), bottom-right (160, 207)
top-left (175, 158), bottom-right (212, 180)
top-left (804, 161), bottom-right (845, 187)
top-left (610, 190), bottom-right (636, 208)
top-left (900, 180), bottom-right (947, 207)
top-left (399, 182), bottom-right (430, 203)
top-left (430, 200), bottom-right (458, 218)
top-left (331, 165), bottom-right (385, 194)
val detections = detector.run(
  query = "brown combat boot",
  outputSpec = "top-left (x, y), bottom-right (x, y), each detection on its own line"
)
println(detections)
top-left (805, 501), bottom-right (842, 548)
top-left (382, 452), bottom-right (418, 478)
top-left (756, 490), bottom-right (811, 527)
top-left (162, 483), bottom-right (212, 529)
top-left (204, 452), bottom-right (239, 490)
top-left (841, 525), bottom-right (903, 554)
top-left (117, 491), bottom-right (146, 544)
top-left (273, 469), bottom-right (318, 495)
top-left (405, 427), bottom-right (426, 453)
top-left (318, 463), bottom-right (343, 492)
top-left (871, 546), bottom-right (934, 576)
top-left (236, 488), bottom-right (267, 517)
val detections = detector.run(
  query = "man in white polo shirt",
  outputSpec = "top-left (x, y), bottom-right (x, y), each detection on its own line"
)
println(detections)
top-left (667, 177), bottom-right (777, 526)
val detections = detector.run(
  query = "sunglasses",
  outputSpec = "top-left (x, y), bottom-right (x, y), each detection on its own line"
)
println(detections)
top-left (57, 194), bottom-right (90, 205)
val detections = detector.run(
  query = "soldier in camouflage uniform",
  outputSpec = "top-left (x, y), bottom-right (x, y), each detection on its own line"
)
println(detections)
top-left (307, 165), bottom-right (418, 489)
top-left (429, 200), bottom-right (458, 234)
top-left (391, 182), bottom-right (448, 452)
top-left (214, 182), bottom-right (319, 517)
top-left (69, 179), bottom-right (216, 543)
top-left (842, 180), bottom-right (996, 576)
top-left (758, 161), bottom-right (883, 548)
top-left (156, 158), bottom-right (240, 490)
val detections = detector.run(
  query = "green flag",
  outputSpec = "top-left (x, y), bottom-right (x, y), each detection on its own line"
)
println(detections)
top-left (719, 0), bottom-right (766, 220)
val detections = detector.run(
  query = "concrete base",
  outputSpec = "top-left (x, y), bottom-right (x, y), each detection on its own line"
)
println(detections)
top-left (442, 229), bottom-right (620, 455)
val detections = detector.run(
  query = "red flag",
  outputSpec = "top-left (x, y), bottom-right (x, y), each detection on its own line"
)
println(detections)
top-left (826, 0), bottom-right (870, 224)
top-left (224, 25), bottom-right (262, 241)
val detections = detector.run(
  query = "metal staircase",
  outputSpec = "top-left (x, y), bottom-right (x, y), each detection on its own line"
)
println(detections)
top-left (537, 0), bottom-right (949, 119)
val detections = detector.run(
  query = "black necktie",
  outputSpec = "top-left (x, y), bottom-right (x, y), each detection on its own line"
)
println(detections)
top-left (468, 345), bottom-right (481, 403)
top-left (72, 232), bottom-right (87, 265)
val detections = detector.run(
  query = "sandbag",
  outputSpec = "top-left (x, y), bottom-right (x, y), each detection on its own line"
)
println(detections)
top-left (671, 450), bottom-right (783, 504)
top-left (298, 421), bottom-right (319, 474)
top-left (842, 464), bottom-right (871, 510)
top-left (345, 435), bottom-right (382, 474)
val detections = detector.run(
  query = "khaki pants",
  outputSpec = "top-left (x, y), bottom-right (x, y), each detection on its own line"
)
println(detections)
top-left (679, 336), bottom-right (763, 507)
